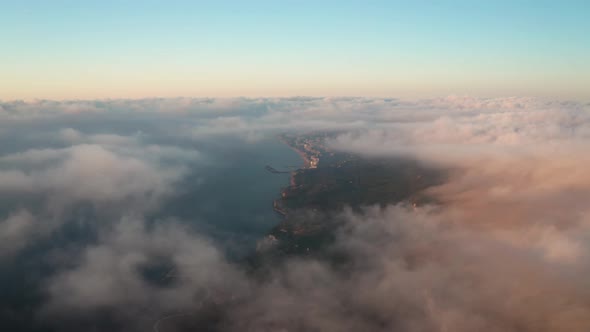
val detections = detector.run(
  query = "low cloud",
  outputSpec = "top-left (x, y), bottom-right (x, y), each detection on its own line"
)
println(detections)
top-left (43, 217), bottom-right (248, 330)
top-left (0, 129), bottom-right (199, 260)
top-left (0, 143), bottom-right (191, 208)
top-left (0, 96), bottom-right (589, 331)
top-left (231, 205), bottom-right (590, 332)
top-left (0, 210), bottom-right (37, 258)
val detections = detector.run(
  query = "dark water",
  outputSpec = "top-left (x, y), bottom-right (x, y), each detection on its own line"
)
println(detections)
top-left (157, 137), bottom-right (302, 257)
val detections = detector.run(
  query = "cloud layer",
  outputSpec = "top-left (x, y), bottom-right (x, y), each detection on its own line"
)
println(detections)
top-left (0, 96), bottom-right (589, 331)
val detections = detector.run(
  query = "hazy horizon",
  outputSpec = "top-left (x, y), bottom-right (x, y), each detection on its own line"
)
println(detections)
top-left (2, 1), bottom-right (588, 100)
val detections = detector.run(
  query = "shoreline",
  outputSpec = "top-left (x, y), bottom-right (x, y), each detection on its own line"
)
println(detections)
top-left (272, 135), bottom-right (311, 218)
top-left (278, 135), bottom-right (312, 169)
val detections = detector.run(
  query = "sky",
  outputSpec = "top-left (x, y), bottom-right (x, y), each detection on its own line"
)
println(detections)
top-left (1, 0), bottom-right (589, 100)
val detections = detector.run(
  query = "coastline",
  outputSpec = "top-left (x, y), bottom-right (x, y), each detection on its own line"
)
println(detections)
top-left (272, 135), bottom-right (311, 218)
top-left (278, 135), bottom-right (312, 169)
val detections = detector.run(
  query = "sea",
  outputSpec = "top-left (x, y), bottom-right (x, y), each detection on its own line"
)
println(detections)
top-left (155, 135), bottom-right (302, 257)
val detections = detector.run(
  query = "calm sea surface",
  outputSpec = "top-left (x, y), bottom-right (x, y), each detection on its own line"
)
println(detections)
top-left (159, 137), bottom-right (302, 256)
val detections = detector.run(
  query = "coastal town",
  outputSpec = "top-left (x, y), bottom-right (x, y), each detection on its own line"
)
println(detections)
top-left (260, 132), bottom-right (443, 256)
top-left (279, 133), bottom-right (325, 169)
top-left (267, 133), bottom-right (326, 218)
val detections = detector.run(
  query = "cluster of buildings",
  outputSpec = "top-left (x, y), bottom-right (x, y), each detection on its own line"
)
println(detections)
top-left (298, 138), bottom-right (323, 169)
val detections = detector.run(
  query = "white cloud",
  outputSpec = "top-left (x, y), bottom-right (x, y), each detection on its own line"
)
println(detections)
top-left (0, 96), bottom-right (589, 330)
top-left (0, 210), bottom-right (37, 258)
top-left (0, 129), bottom-right (200, 258)
top-left (44, 217), bottom-right (248, 326)
top-left (0, 144), bottom-right (189, 205)
top-left (228, 205), bottom-right (590, 331)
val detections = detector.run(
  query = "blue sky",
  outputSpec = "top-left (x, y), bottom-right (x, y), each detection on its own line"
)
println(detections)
top-left (1, 1), bottom-right (588, 100)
